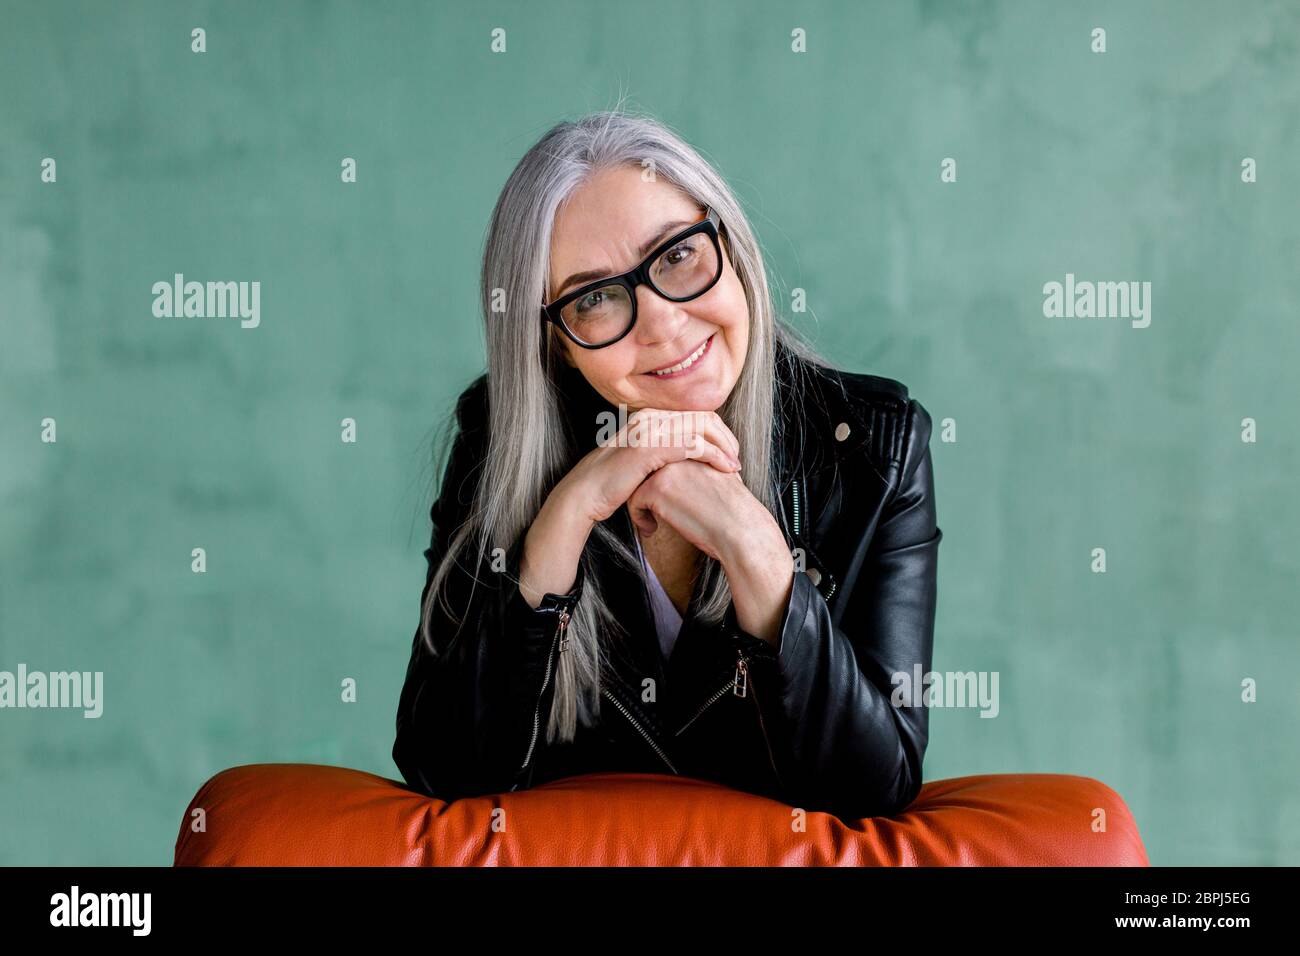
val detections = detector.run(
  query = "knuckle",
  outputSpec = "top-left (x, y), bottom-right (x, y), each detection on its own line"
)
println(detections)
top-left (653, 463), bottom-right (679, 489)
top-left (625, 408), bottom-right (652, 435)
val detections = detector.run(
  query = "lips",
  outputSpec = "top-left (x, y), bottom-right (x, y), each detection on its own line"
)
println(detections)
top-left (644, 333), bottom-right (714, 377)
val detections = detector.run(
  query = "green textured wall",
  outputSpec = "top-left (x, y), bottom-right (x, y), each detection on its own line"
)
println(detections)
top-left (2, 0), bottom-right (1297, 866)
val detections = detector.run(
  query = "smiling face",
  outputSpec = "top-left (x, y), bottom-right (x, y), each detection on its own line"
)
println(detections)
top-left (546, 165), bottom-right (750, 414)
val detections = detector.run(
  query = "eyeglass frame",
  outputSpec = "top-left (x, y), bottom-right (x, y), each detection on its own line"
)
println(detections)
top-left (540, 205), bottom-right (727, 349)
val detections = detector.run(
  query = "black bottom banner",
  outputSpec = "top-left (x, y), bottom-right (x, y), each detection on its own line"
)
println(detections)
top-left (0, 865), bottom-right (1280, 942)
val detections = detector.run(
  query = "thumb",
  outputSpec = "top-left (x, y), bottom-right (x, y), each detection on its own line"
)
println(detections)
top-left (630, 503), bottom-right (658, 536)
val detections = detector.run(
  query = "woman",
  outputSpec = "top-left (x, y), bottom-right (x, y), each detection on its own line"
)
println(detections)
top-left (393, 109), bottom-right (942, 821)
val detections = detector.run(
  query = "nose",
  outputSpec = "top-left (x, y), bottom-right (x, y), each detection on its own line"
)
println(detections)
top-left (632, 284), bottom-right (690, 348)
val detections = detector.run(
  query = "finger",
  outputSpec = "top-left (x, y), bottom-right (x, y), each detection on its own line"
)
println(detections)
top-left (613, 410), bottom-right (650, 450)
top-left (625, 409), bottom-right (739, 467)
top-left (629, 418), bottom-right (737, 474)
top-left (695, 425), bottom-right (741, 470)
top-left (707, 412), bottom-right (742, 460)
top-left (687, 411), bottom-right (741, 465)
top-left (677, 434), bottom-right (740, 473)
top-left (629, 500), bottom-right (658, 535)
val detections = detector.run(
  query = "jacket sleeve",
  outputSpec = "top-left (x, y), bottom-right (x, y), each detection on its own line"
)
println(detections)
top-left (729, 397), bottom-right (942, 820)
top-left (392, 381), bottom-right (584, 801)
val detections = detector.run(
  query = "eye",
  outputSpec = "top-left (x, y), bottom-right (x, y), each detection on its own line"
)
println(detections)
top-left (661, 242), bottom-right (695, 267)
top-left (575, 289), bottom-right (610, 314)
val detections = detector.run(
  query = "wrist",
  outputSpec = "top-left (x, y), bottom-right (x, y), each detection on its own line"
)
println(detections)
top-left (519, 484), bottom-right (595, 608)
top-left (717, 508), bottom-right (790, 578)
top-left (545, 477), bottom-right (598, 537)
top-left (728, 540), bottom-right (795, 599)
top-left (720, 515), bottom-right (795, 647)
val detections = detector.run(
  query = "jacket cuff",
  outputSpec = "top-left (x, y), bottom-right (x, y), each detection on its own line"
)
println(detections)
top-left (772, 571), bottom-right (816, 669)
top-left (724, 569), bottom-right (806, 664)
top-left (499, 533), bottom-right (585, 675)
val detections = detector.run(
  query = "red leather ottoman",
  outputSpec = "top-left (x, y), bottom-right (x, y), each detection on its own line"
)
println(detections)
top-left (173, 764), bottom-right (1150, 866)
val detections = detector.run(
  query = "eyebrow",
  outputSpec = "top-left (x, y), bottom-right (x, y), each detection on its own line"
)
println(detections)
top-left (552, 218), bottom-right (695, 301)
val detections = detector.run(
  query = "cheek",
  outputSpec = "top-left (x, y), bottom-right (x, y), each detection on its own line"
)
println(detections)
top-left (710, 271), bottom-right (749, 331)
top-left (572, 343), bottom-right (642, 399)
top-left (707, 276), bottom-right (750, 362)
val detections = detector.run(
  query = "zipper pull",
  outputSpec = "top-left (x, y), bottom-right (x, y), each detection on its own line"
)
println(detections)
top-left (556, 608), bottom-right (572, 654)
top-left (733, 650), bottom-right (749, 698)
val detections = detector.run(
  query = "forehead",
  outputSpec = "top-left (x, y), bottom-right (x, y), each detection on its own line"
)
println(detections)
top-left (549, 171), bottom-right (701, 278)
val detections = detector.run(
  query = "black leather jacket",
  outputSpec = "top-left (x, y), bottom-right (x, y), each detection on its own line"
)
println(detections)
top-left (393, 342), bottom-right (942, 820)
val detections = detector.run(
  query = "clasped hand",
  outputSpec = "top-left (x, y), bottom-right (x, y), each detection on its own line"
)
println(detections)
top-left (562, 408), bottom-right (794, 643)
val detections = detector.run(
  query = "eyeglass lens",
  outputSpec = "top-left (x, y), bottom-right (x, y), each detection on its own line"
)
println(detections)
top-left (560, 230), bottom-right (720, 346)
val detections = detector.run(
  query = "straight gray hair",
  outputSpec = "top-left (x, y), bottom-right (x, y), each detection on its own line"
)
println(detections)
top-left (420, 107), bottom-right (828, 747)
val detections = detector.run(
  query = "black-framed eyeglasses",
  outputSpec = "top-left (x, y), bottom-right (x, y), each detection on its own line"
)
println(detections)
top-left (541, 206), bottom-right (726, 349)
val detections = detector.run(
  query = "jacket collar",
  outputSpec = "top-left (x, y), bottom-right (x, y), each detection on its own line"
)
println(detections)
top-left (771, 341), bottom-right (878, 480)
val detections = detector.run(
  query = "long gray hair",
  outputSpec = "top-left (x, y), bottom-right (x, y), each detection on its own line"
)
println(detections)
top-left (420, 107), bottom-right (827, 746)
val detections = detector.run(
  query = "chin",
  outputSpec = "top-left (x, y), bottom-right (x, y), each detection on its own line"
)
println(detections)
top-left (646, 376), bottom-right (733, 412)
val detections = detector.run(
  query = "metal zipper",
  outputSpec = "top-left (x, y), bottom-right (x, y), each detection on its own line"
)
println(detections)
top-left (733, 652), bottom-right (749, 698)
top-left (601, 686), bottom-right (679, 774)
top-left (791, 476), bottom-right (802, 538)
top-left (510, 607), bottom-right (569, 791)
top-left (672, 651), bottom-right (785, 789)
top-left (792, 476), bottom-right (838, 602)
top-left (736, 650), bottom-right (785, 789)
top-left (673, 676), bottom-right (736, 737)
top-left (674, 476), bottom-right (806, 740)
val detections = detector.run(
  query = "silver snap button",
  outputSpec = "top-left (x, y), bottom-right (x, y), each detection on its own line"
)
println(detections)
top-left (806, 567), bottom-right (822, 586)
top-left (834, 422), bottom-right (851, 442)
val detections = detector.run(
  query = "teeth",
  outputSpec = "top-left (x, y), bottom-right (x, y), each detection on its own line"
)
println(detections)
top-left (650, 337), bottom-right (710, 375)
